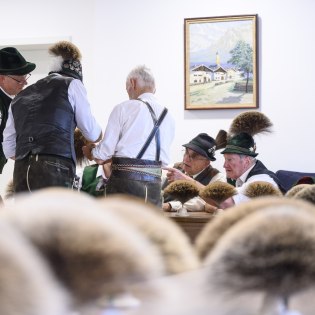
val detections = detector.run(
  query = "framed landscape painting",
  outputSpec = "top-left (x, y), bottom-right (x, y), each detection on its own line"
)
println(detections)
top-left (184, 14), bottom-right (258, 110)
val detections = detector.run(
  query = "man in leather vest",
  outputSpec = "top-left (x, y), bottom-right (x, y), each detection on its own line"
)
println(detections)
top-left (220, 132), bottom-right (284, 208)
top-left (0, 47), bottom-right (35, 174)
top-left (162, 133), bottom-right (226, 212)
top-left (2, 41), bottom-right (102, 193)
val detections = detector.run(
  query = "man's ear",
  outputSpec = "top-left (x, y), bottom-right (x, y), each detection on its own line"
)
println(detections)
top-left (245, 156), bottom-right (254, 167)
top-left (129, 78), bottom-right (136, 89)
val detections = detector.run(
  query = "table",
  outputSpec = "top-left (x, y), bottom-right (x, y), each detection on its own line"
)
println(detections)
top-left (164, 211), bottom-right (214, 242)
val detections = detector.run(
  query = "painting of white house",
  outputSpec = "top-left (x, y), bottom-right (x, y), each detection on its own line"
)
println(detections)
top-left (184, 15), bottom-right (258, 110)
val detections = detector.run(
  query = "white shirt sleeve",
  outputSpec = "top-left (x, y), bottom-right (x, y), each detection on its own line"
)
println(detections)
top-left (2, 106), bottom-right (16, 159)
top-left (92, 105), bottom-right (121, 161)
top-left (68, 79), bottom-right (102, 142)
top-left (168, 197), bottom-right (206, 212)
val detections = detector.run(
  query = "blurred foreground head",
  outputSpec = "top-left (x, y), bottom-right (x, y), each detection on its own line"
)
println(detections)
top-left (200, 199), bottom-right (315, 315)
top-left (0, 220), bottom-right (70, 315)
top-left (195, 197), bottom-right (315, 260)
top-left (1, 188), bottom-right (165, 313)
top-left (97, 194), bottom-right (200, 274)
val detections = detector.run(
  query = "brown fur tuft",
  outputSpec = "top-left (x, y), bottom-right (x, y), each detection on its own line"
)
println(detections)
top-left (214, 129), bottom-right (228, 150)
top-left (229, 111), bottom-right (273, 136)
top-left (205, 204), bottom-right (315, 296)
top-left (244, 181), bottom-right (283, 198)
top-left (3, 188), bottom-right (164, 307)
top-left (49, 41), bottom-right (82, 60)
top-left (0, 220), bottom-right (70, 315)
top-left (293, 185), bottom-right (315, 205)
top-left (74, 128), bottom-right (89, 167)
top-left (285, 184), bottom-right (310, 198)
top-left (199, 182), bottom-right (237, 206)
top-left (98, 195), bottom-right (200, 274)
top-left (195, 197), bottom-right (315, 260)
top-left (163, 180), bottom-right (199, 204)
top-left (4, 179), bottom-right (15, 199)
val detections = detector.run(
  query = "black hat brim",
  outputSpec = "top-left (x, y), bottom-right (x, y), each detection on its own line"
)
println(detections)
top-left (183, 143), bottom-right (216, 161)
top-left (221, 147), bottom-right (258, 157)
top-left (0, 62), bottom-right (36, 75)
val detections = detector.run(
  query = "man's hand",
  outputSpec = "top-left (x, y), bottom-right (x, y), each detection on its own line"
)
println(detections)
top-left (162, 203), bottom-right (172, 212)
top-left (204, 203), bottom-right (219, 214)
top-left (219, 197), bottom-right (235, 209)
top-left (162, 166), bottom-right (191, 183)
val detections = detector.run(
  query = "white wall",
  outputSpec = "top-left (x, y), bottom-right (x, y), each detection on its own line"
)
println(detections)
top-left (1, 0), bottom-right (315, 195)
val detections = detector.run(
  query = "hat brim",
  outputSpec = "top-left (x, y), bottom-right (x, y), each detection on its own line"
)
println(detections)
top-left (183, 143), bottom-right (216, 161)
top-left (0, 62), bottom-right (36, 75)
top-left (221, 147), bottom-right (258, 157)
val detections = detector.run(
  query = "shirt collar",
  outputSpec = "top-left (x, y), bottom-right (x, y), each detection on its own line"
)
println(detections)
top-left (237, 163), bottom-right (256, 186)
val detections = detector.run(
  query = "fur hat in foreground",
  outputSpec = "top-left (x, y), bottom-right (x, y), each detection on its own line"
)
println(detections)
top-left (0, 220), bottom-right (70, 315)
top-left (49, 41), bottom-right (83, 81)
top-left (244, 181), bottom-right (283, 198)
top-left (199, 181), bottom-right (237, 207)
top-left (293, 184), bottom-right (315, 205)
top-left (285, 183), bottom-right (310, 198)
top-left (2, 188), bottom-right (164, 310)
top-left (98, 195), bottom-right (200, 275)
top-left (204, 204), bottom-right (315, 299)
top-left (163, 180), bottom-right (199, 204)
top-left (195, 197), bottom-right (315, 260)
top-left (221, 111), bottom-right (273, 157)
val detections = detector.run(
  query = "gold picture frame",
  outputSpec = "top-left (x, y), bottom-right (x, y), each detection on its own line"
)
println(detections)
top-left (184, 14), bottom-right (258, 110)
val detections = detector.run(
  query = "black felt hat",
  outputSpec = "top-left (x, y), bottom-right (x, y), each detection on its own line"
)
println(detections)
top-left (183, 133), bottom-right (217, 161)
top-left (221, 132), bottom-right (258, 157)
top-left (0, 47), bottom-right (36, 75)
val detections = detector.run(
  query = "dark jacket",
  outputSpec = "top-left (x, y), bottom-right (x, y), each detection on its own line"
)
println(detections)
top-left (246, 160), bottom-right (285, 193)
top-left (11, 74), bottom-right (76, 163)
top-left (0, 89), bottom-right (12, 173)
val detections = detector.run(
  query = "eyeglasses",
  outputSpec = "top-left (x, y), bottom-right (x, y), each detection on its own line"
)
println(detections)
top-left (182, 149), bottom-right (208, 162)
top-left (5, 74), bottom-right (31, 84)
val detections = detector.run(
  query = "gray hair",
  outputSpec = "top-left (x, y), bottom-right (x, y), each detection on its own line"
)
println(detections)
top-left (126, 65), bottom-right (155, 90)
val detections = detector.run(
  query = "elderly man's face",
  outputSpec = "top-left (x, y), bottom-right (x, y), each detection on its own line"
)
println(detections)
top-left (182, 148), bottom-right (210, 176)
top-left (223, 153), bottom-right (252, 180)
top-left (0, 74), bottom-right (29, 96)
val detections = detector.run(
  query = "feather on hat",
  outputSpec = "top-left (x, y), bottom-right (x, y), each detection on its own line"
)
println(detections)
top-left (221, 111), bottom-right (273, 156)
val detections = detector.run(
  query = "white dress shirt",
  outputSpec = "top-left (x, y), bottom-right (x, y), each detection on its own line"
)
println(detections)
top-left (232, 163), bottom-right (279, 204)
top-left (92, 93), bottom-right (175, 166)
